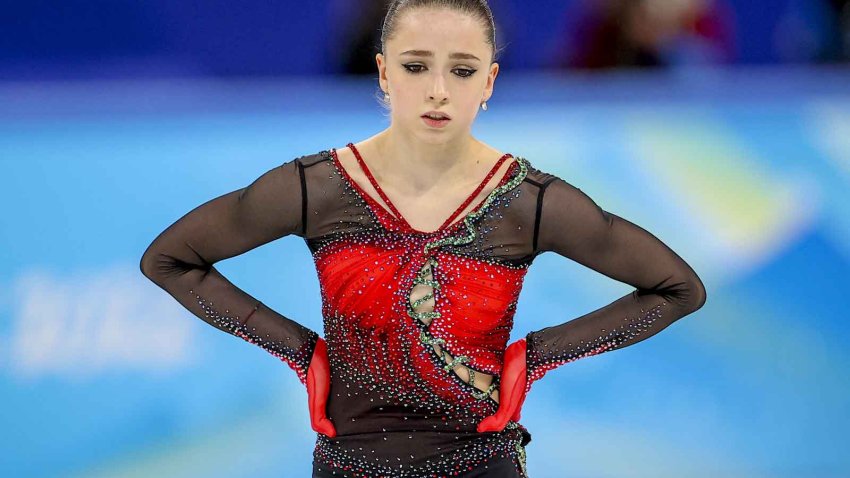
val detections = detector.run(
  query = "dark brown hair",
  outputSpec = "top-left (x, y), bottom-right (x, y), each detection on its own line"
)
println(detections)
top-left (381, 0), bottom-right (502, 63)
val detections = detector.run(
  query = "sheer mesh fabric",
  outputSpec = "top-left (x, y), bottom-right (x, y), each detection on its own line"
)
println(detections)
top-left (139, 156), bottom-right (320, 385)
top-left (324, 145), bottom-right (532, 404)
top-left (524, 174), bottom-right (707, 393)
top-left (140, 147), bottom-right (706, 477)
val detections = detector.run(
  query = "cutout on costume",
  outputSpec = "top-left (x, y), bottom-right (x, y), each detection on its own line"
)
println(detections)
top-left (408, 257), bottom-right (500, 404)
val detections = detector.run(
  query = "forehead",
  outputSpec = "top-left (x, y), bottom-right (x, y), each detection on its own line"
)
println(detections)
top-left (389, 8), bottom-right (488, 56)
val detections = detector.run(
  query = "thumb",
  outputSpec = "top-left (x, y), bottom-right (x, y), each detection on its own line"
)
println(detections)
top-left (307, 338), bottom-right (337, 438)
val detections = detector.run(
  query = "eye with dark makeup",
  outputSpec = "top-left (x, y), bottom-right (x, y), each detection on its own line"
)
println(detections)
top-left (402, 64), bottom-right (476, 78)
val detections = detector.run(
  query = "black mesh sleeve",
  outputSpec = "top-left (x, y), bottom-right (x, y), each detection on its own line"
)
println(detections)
top-left (524, 176), bottom-right (707, 393)
top-left (139, 157), bottom-right (319, 386)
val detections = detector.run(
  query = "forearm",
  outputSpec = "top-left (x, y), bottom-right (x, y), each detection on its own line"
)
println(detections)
top-left (524, 278), bottom-right (705, 392)
top-left (141, 249), bottom-right (319, 385)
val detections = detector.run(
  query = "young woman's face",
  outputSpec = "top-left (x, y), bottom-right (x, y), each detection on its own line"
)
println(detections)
top-left (377, 8), bottom-right (499, 143)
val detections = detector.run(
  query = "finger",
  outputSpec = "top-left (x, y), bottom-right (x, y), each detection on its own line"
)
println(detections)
top-left (510, 388), bottom-right (527, 422)
top-left (477, 412), bottom-right (506, 433)
top-left (477, 382), bottom-right (516, 432)
top-left (315, 418), bottom-right (337, 438)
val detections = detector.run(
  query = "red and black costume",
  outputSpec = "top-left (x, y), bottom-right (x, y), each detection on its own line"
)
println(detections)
top-left (140, 143), bottom-right (706, 477)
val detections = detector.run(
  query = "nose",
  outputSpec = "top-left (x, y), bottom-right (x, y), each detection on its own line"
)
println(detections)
top-left (428, 74), bottom-right (448, 102)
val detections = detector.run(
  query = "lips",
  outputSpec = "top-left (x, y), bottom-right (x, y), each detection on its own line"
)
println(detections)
top-left (422, 111), bottom-right (451, 120)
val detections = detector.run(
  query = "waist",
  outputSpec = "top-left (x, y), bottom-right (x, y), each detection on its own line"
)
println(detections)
top-left (313, 425), bottom-right (530, 478)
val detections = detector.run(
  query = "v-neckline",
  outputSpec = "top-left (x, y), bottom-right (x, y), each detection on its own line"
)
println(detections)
top-left (331, 142), bottom-right (518, 235)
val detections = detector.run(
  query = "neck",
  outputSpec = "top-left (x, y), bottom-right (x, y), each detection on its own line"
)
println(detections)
top-left (371, 128), bottom-right (482, 194)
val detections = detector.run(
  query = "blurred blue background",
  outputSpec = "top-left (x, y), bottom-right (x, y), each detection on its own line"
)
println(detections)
top-left (1, 1), bottom-right (849, 477)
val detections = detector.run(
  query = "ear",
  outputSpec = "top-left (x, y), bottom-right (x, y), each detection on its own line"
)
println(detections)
top-left (484, 62), bottom-right (499, 102)
top-left (376, 53), bottom-right (388, 93)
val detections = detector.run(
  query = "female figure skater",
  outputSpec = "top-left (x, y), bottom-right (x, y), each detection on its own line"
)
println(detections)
top-left (139, 1), bottom-right (707, 476)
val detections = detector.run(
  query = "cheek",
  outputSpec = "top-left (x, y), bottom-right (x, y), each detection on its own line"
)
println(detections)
top-left (464, 97), bottom-right (481, 114)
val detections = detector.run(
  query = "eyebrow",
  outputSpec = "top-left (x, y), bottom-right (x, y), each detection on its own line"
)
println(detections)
top-left (400, 50), bottom-right (481, 62)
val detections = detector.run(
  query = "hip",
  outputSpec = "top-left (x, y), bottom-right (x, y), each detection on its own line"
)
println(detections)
top-left (312, 454), bottom-right (523, 478)
top-left (311, 424), bottom-right (530, 478)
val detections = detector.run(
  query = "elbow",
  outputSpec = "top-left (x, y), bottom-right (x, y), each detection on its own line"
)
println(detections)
top-left (139, 242), bottom-right (163, 282)
top-left (139, 244), bottom-right (207, 284)
top-left (687, 275), bottom-right (707, 312)
top-left (139, 249), bottom-right (155, 280)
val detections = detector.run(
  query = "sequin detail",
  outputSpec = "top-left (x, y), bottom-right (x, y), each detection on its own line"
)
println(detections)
top-left (311, 147), bottom-right (532, 477)
top-left (140, 144), bottom-right (706, 478)
top-left (525, 301), bottom-right (668, 394)
top-left (408, 158), bottom-right (530, 404)
top-left (190, 290), bottom-right (318, 385)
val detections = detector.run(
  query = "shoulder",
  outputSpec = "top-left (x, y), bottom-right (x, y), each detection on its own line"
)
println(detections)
top-left (271, 150), bottom-right (341, 200)
top-left (514, 157), bottom-right (566, 192)
top-left (270, 151), bottom-right (334, 188)
top-left (511, 158), bottom-right (592, 214)
top-left (284, 150), bottom-right (333, 168)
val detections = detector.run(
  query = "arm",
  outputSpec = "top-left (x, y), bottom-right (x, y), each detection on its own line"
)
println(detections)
top-left (139, 158), bottom-right (319, 386)
top-left (479, 176), bottom-right (706, 433)
top-left (523, 177), bottom-right (707, 393)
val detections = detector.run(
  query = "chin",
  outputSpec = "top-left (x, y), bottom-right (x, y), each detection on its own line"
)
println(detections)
top-left (415, 131), bottom-right (458, 145)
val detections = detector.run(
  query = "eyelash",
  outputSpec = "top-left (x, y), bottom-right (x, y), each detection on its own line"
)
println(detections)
top-left (402, 64), bottom-right (477, 78)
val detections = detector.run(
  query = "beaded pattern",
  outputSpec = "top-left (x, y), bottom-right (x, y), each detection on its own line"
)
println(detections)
top-left (524, 301), bottom-right (668, 395)
top-left (410, 154), bottom-right (530, 406)
top-left (189, 290), bottom-right (318, 385)
top-left (142, 143), bottom-right (705, 477)
top-left (304, 146), bottom-right (532, 477)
